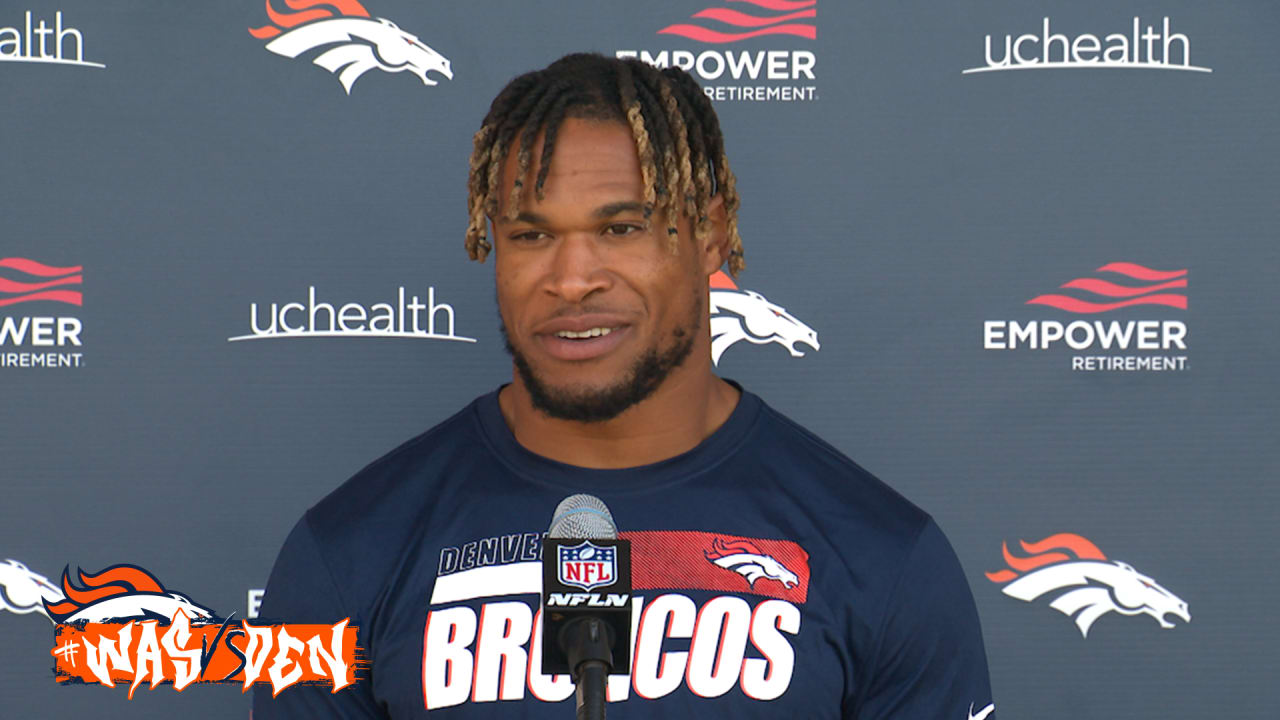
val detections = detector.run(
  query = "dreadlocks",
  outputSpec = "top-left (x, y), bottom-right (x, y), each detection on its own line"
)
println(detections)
top-left (464, 53), bottom-right (745, 276)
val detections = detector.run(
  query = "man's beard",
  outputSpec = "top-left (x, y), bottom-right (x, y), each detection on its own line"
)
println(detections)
top-left (500, 303), bottom-right (700, 423)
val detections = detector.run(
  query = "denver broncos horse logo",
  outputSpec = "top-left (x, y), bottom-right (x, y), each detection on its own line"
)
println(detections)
top-left (705, 537), bottom-right (800, 589)
top-left (0, 559), bottom-right (64, 622)
top-left (709, 271), bottom-right (819, 365)
top-left (42, 564), bottom-right (215, 624)
top-left (250, 0), bottom-right (453, 94)
top-left (987, 533), bottom-right (1190, 637)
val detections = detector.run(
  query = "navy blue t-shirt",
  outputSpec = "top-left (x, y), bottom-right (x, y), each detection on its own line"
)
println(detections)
top-left (253, 386), bottom-right (995, 719)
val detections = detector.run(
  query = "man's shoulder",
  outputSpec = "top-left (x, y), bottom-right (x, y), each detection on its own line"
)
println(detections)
top-left (751, 396), bottom-right (931, 543)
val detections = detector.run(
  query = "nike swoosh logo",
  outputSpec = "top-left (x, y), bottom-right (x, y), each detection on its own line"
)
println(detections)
top-left (968, 702), bottom-right (995, 720)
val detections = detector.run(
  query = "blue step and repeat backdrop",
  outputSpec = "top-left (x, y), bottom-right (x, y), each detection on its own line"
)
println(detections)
top-left (3, 0), bottom-right (1276, 717)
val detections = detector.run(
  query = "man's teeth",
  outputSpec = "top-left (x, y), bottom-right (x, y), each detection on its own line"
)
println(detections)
top-left (556, 327), bottom-right (614, 339)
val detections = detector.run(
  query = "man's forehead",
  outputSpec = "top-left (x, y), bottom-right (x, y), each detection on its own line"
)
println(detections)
top-left (497, 118), bottom-right (644, 216)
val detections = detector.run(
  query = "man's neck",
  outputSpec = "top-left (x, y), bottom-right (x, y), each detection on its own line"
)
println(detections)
top-left (498, 370), bottom-right (740, 469)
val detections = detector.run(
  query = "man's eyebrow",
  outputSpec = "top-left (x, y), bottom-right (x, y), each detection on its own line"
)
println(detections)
top-left (593, 201), bottom-right (646, 219)
top-left (513, 211), bottom-right (549, 224)
top-left (506, 203), bottom-right (644, 225)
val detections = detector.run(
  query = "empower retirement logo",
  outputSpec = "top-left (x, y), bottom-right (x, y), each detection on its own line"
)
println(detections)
top-left (0, 258), bottom-right (84, 369)
top-left (982, 262), bottom-right (1187, 372)
top-left (617, 0), bottom-right (817, 103)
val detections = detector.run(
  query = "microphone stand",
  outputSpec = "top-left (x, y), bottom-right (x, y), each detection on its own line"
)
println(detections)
top-left (563, 616), bottom-right (613, 720)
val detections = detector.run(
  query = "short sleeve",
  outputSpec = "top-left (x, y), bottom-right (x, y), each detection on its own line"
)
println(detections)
top-left (853, 519), bottom-right (996, 720)
top-left (252, 514), bottom-right (385, 719)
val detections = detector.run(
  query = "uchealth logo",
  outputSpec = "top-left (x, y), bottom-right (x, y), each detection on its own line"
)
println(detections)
top-left (0, 257), bottom-right (84, 369)
top-left (0, 10), bottom-right (105, 69)
top-left (227, 284), bottom-right (476, 344)
top-left (986, 533), bottom-right (1190, 638)
top-left (1, 558), bottom-right (361, 697)
top-left (983, 262), bottom-right (1187, 372)
top-left (709, 270), bottom-right (818, 365)
top-left (964, 17), bottom-right (1211, 75)
top-left (617, 0), bottom-right (817, 103)
top-left (249, 0), bottom-right (452, 94)
top-left (423, 529), bottom-right (809, 709)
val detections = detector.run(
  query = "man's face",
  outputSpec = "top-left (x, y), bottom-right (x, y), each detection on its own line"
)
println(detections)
top-left (492, 117), bottom-right (720, 422)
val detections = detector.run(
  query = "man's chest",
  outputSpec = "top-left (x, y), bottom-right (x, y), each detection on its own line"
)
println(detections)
top-left (363, 528), bottom-right (853, 718)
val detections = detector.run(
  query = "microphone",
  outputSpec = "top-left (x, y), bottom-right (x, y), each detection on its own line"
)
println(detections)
top-left (541, 495), bottom-right (632, 720)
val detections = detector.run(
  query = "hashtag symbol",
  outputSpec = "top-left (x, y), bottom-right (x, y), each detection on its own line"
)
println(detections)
top-left (55, 640), bottom-right (78, 668)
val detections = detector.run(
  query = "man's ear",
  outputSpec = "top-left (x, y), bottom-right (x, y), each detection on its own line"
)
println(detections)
top-left (700, 194), bottom-right (730, 276)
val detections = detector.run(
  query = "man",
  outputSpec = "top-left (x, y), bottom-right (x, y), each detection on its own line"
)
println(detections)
top-left (254, 53), bottom-right (994, 719)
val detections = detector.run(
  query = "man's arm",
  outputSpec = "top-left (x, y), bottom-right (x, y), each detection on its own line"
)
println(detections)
top-left (252, 514), bottom-right (385, 719)
top-left (853, 519), bottom-right (995, 720)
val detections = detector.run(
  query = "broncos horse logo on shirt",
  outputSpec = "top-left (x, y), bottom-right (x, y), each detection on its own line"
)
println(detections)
top-left (709, 271), bottom-right (819, 365)
top-left (249, 0), bottom-right (453, 94)
top-left (705, 537), bottom-right (801, 589)
top-left (986, 533), bottom-right (1190, 637)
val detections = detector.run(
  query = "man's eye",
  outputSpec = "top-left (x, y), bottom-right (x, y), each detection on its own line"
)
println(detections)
top-left (604, 224), bottom-right (640, 236)
top-left (511, 231), bottom-right (548, 243)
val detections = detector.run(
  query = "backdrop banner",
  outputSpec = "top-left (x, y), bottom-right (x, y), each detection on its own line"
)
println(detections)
top-left (3, 1), bottom-right (1275, 718)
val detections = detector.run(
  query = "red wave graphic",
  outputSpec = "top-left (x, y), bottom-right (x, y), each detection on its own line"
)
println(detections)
top-left (710, 270), bottom-right (739, 289)
top-left (249, 0), bottom-right (369, 39)
top-left (0, 275), bottom-right (82, 294)
top-left (1026, 294), bottom-right (1187, 313)
top-left (0, 290), bottom-right (82, 307)
top-left (1096, 262), bottom-right (1187, 281)
top-left (0, 258), bottom-right (81, 277)
top-left (1060, 277), bottom-right (1187, 298)
top-left (731, 0), bottom-right (816, 10)
top-left (659, 23), bottom-right (816, 42)
top-left (693, 8), bottom-right (816, 27)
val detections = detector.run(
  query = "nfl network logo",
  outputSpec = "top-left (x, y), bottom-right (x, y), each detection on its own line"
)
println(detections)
top-left (557, 541), bottom-right (617, 591)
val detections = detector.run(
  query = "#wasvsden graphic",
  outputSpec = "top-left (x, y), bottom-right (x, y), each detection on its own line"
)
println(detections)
top-left (1, 559), bottom-right (360, 697)
top-left (986, 533), bottom-right (1190, 638)
top-left (249, 0), bottom-right (452, 94)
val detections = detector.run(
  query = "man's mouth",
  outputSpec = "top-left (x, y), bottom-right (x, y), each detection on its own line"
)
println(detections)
top-left (537, 322), bottom-right (629, 362)
top-left (555, 327), bottom-right (616, 339)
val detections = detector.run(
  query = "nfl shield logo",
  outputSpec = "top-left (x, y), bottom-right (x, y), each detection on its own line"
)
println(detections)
top-left (557, 541), bottom-right (617, 591)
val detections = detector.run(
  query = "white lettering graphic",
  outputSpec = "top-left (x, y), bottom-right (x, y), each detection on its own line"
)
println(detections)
top-left (966, 17), bottom-right (1210, 74)
top-left (0, 11), bottom-right (104, 69)
top-left (422, 607), bottom-right (477, 709)
top-left (422, 594), bottom-right (800, 708)
top-left (229, 286), bottom-right (475, 343)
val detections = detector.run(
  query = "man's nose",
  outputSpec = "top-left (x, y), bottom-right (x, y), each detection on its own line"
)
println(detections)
top-left (546, 234), bottom-right (609, 303)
